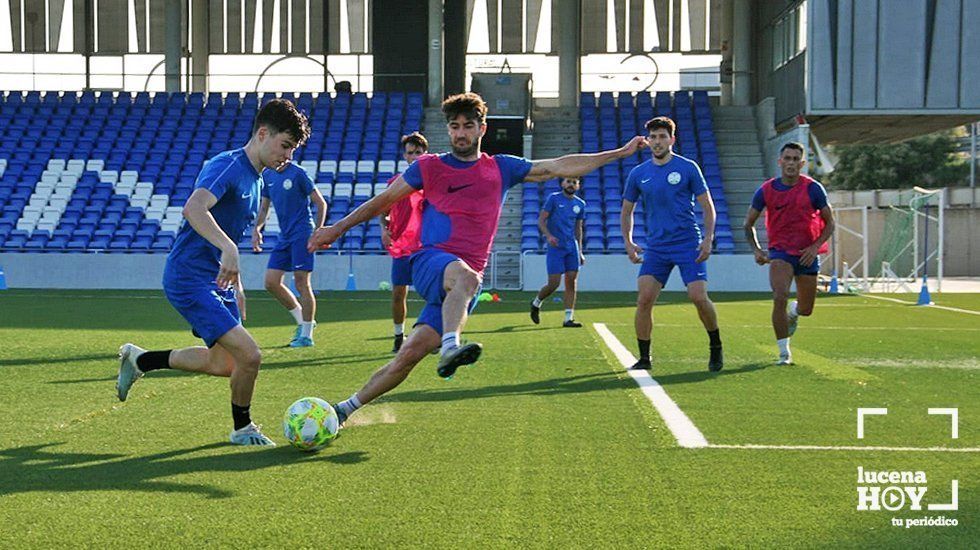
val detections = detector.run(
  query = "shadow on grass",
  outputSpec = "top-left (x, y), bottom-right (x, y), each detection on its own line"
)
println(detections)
top-left (47, 352), bottom-right (390, 386)
top-left (0, 353), bottom-right (117, 368)
top-left (380, 372), bottom-right (635, 403)
top-left (0, 442), bottom-right (368, 499)
top-left (652, 362), bottom-right (771, 386)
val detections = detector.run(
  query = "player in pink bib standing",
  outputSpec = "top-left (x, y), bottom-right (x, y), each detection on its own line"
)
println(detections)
top-left (379, 132), bottom-right (428, 352)
top-left (744, 142), bottom-right (835, 365)
top-left (308, 92), bottom-right (646, 424)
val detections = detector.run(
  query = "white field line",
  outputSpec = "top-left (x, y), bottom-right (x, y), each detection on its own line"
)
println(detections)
top-left (596, 322), bottom-right (980, 332)
top-left (593, 322), bottom-right (709, 449)
top-left (706, 443), bottom-right (980, 453)
top-left (862, 293), bottom-right (980, 315)
top-left (594, 323), bottom-right (979, 454)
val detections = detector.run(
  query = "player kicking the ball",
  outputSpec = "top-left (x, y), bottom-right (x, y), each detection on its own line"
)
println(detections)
top-left (308, 92), bottom-right (646, 425)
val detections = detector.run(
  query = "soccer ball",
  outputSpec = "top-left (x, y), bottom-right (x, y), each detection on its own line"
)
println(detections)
top-left (378, 280), bottom-right (392, 291)
top-left (283, 397), bottom-right (340, 452)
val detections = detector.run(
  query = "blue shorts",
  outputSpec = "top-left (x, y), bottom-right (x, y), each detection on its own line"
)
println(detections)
top-left (638, 244), bottom-right (707, 287)
top-left (410, 248), bottom-right (480, 335)
top-left (770, 249), bottom-right (820, 276)
top-left (546, 246), bottom-right (580, 275)
top-left (267, 237), bottom-right (315, 272)
top-left (164, 285), bottom-right (241, 347)
top-left (391, 256), bottom-right (413, 287)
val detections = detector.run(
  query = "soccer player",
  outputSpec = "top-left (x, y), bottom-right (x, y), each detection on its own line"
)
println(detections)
top-left (251, 162), bottom-right (327, 347)
top-left (743, 142), bottom-right (835, 365)
top-left (115, 99), bottom-right (311, 446)
top-left (621, 116), bottom-right (723, 372)
top-left (308, 92), bottom-right (646, 424)
top-left (530, 177), bottom-right (586, 327)
top-left (379, 132), bottom-right (428, 352)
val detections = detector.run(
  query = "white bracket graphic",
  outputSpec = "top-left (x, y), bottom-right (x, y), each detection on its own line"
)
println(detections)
top-left (857, 408), bottom-right (888, 439)
top-left (927, 480), bottom-right (959, 511)
top-left (928, 408), bottom-right (959, 439)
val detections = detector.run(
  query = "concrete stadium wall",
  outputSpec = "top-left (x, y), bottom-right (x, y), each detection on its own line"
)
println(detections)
top-left (521, 253), bottom-right (770, 292)
top-left (0, 252), bottom-right (772, 292)
top-left (0, 252), bottom-right (393, 291)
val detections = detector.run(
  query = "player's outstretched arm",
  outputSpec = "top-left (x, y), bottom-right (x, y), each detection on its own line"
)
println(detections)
top-left (523, 136), bottom-right (647, 183)
top-left (308, 176), bottom-right (415, 251)
top-left (182, 187), bottom-right (240, 288)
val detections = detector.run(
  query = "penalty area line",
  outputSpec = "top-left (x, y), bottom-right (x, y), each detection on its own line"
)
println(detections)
top-left (593, 322), bottom-right (709, 449)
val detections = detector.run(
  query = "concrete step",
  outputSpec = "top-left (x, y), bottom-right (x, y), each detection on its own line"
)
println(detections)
top-left (719, 155), bottom-right (764, 167)
top-left (534, 134), bottom-right (579, 147)
top-left (721, 166), bottom-right (765, 180)
top-left (534, 119), bottom-right (579, 131)
top-left (711, 106), bottom-right (755, 116)
top-left (716, 144), bottom-right (763, 156)
top-left (713, 129), bottom-right (759, 142)
top-left (533, 107), bottom-right (578, 120)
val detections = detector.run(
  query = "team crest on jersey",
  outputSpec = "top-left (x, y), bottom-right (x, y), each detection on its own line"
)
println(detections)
top-left (573, 205), bottom-right (581, 214)
top-left (283, 179), bottom-right (293, 190)
top-left (667, 172), bottom-right (682, 185)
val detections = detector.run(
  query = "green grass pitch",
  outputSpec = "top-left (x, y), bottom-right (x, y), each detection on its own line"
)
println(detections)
top-left (0, 289), bottom-right (976, 547)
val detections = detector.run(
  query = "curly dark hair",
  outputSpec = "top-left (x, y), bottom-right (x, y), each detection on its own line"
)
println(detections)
top-left (401, 132), bottom-right (429, 151)
top-left (252, 98), bottom-right (311, 145)
top-left (441, 92), bottom-right (488, 123)
top-left (644, 116), bottom-right (676, 137)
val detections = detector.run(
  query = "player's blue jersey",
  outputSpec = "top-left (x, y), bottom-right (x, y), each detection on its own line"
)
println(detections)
top-left (624, 154), bottom-right (709, 248)
top-left (164, 148), bottom-right (262, 287)
top-left (261, 163), bottom-right (316, 241)
top-left (543, 191), bottom-right (586, 251)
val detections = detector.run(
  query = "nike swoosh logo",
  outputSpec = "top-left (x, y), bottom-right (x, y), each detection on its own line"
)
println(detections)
top-left (447, 184), bottom-right (473, 193)
top-left (241, 194), bottom-right (252, 199)
top-left (641, 178), bottom-right (651, 184)
top-left (774, 204), bottom-right (786, 210)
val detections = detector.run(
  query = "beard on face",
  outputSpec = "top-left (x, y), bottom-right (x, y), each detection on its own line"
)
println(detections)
top-left (451, 138), bottom-right (478, 157)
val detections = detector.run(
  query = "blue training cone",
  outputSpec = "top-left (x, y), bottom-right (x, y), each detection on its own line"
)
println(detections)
top-left (0, 265), bottom-right (6, 290)
top-left (345, 270), bottom-right (357, 291)
top-left (829, 270), bottom-right (839, 294)
top-left (916, 278), bottom-right (932, 306)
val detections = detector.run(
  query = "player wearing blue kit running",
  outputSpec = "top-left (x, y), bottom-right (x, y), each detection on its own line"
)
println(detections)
top-left (115, 99), bottom-right (311, 446)
top-left (530, 177), bottom-right (586, 327)
top-left (621, 117), bottom-right (723, 372)
top-left (252, 162), bottom-right (327, 348)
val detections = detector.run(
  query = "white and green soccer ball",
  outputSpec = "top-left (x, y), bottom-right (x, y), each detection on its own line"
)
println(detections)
top-left (283, 397), bottom-right (340, 452)
top-left (378, 280), bottom-right (392, 291)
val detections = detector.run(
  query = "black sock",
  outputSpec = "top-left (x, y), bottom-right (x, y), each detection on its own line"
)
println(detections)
top-left (708, 329), bottom-right (722, 347)
top-left (232, 403), bottom-right (252, 431)
top-left (638, 339), bottom-right (651, 361)
top-left (136, 350), bottom-right (172, 372)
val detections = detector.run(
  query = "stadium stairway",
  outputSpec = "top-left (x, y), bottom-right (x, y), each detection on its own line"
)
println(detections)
top-left (710, 105), bottom-right (768, 252)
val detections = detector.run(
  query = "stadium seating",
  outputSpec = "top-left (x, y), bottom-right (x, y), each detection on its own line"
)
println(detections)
top-left (0, 90), bottom-right (424, 253)
top-left (522, 90), bottom-right (735, 254)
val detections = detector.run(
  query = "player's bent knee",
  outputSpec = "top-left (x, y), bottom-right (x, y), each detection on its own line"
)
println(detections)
top-left (798, 305), bottom-right (814, 316)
